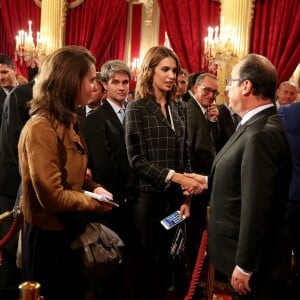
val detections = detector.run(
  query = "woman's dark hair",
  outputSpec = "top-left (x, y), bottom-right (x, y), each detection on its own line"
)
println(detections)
top-left (30, 45), bottom-right (96, 126)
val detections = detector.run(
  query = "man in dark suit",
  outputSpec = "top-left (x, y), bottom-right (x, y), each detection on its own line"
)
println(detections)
top-left (185, 72), bottom-right (220, 290)
top-left (0, 80), bottom-right (34, 299)
top-left (278, 102), bottom-right (300, 297)
top-left (83, 60), bottom-right (131, 300)
top-left (207, 54), bottom-right (292, 300)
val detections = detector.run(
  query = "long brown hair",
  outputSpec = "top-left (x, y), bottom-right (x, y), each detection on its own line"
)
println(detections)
top-left (136, 46), bottom-right (181, 100)
top-left (29, 45), bottom-right (96, 126)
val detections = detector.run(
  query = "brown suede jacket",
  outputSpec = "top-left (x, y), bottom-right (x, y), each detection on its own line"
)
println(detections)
top-left (18, 115), bottom-right (105, 231)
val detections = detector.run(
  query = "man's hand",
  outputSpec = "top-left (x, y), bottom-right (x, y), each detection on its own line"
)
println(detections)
top-left (207, 103), bottom-right (219, 122)
top-left (231, 265), bottom-right (252, 295)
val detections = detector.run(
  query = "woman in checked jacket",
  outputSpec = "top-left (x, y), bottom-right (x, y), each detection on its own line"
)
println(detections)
top-left (124, 46), bottom-right (207, 300)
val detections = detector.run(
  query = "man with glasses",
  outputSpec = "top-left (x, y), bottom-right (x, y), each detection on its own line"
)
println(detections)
top-left (206, 54), bottom-right (292, 300)
top-left (185, 72), bottom-right (220, 294)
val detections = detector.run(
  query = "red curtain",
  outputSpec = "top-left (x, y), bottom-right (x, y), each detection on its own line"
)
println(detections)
top-left (0, 0), bottom-right (41, 77)
top-left (0, 8), bottom-right (10, 54)
top-left (157, 0), bottom-right (220, 73)
top-left (65, 0), bottom-right (128, 70)
top-left (250, 0), bottom-right (300, 83)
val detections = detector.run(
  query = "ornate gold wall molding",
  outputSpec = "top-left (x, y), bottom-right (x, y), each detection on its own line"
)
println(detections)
top-left (34, 0), bottom-right (85, 9)
top-left (216, 0), bottom-right (256, 103)
top-left (34, 0), bottom-right (86, 57)
top-left (221, 0), bottom-right (255, 59)
top-left (144, 0), bottom-right (154, 27)
top-left (39, 0), bottom-right (68, 55)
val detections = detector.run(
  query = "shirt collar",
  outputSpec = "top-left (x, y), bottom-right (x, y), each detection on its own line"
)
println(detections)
top-left (106, 98), bottom-right (125, 114)
top-left (241, 103), bottom-right (275, 125)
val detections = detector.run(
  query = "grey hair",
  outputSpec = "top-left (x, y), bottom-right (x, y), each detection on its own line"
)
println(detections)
top-left (100, 60), bottom-right (131, 83)
top-left (278, 81), bottom-right (297, 89)
top-left (195, 73), bottom-right (217, 85)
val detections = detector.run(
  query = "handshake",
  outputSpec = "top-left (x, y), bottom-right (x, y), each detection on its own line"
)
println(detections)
top-left (172, 172), bottom-right (208, 196)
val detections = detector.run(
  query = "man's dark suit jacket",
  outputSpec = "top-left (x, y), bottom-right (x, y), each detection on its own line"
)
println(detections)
top-left (185, 97), bottom-right (218, 175)
top-left (77, 105), bottom-right (91, 135)
top-left (0, 81), bottom-right (33, 296)
top-left (0, 81), bottom-right (34, 199)
top-left (278, 102), bottom-right (300, 225)
top-left (83, 100), bottom-right (129, 206)
top-left (0, 87), bottom-right (9, 127)
top-left (216, 103), bottom-right (239, 152)
top-left (185, 95), bottom-right (219, 270)
top-left (208, 107), bottom-right (292, 280)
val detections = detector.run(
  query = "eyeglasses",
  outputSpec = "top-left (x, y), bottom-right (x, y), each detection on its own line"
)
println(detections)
top-left (226, 78), bottom-right (241, 86)
top-left (200, 85), bottom-right (219, 97)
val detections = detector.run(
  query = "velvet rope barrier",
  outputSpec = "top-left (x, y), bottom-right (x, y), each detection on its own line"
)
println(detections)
top-left (0, 209), bottom-right (20, 250)
top-left (184, 229), bottom-right (208, 300)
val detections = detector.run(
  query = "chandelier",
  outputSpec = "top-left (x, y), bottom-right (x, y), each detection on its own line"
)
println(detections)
top-left (204, 25), bottom-right (235, 72)
top-left (15, 20), bottom-right (47, 68)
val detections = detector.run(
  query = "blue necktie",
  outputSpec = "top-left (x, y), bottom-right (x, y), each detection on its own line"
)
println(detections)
top-left (119, 108), bottom-right (125, 123)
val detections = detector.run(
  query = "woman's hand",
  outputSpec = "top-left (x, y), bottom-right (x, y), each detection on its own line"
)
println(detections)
top-left (85, 168), bottom-right (93, 181)
top-left (93, 187), bottom-right (114, 212)
top-left (179, 197), bottom-right (191, 218)
top-left (93, 186), bottom-right (113, 200)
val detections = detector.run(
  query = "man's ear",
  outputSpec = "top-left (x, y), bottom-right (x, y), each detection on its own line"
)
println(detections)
top-left (103, 82), bottom-right (108, 92)
top-left (241, 80), bottom-right (252, 96)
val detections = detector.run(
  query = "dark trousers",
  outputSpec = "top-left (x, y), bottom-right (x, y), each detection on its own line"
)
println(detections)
top-left (22, 223), bottom-right (88, 300)
top-left (124, 190), bottom-right (186, 300)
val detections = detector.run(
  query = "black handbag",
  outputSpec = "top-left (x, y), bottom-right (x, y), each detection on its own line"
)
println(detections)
top-left (170, 223), bottom-right (186, 258)
top-left (70, 222), bottom-right (125, 279)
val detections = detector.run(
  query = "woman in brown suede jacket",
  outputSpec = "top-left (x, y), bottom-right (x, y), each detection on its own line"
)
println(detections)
top-left (18, 46), bottom-right (113, 300)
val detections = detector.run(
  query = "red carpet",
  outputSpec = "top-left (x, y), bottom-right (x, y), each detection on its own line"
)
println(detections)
top-left (214, 280), bottom-right (232, 299)
top-left (201, 280), bottom-right (232, 300)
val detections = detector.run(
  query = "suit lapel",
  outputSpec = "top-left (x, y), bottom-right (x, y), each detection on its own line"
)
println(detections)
top-left (190, 98), bottom-right (210, 130)
top-left (102, 100), bottom-right (124, 131)
top-left (145, 99), bottom-right (174, 131)
top-left (211, 124), bottom-right (246, 170)
top-left (211, 107), bottom-right (276, 170)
